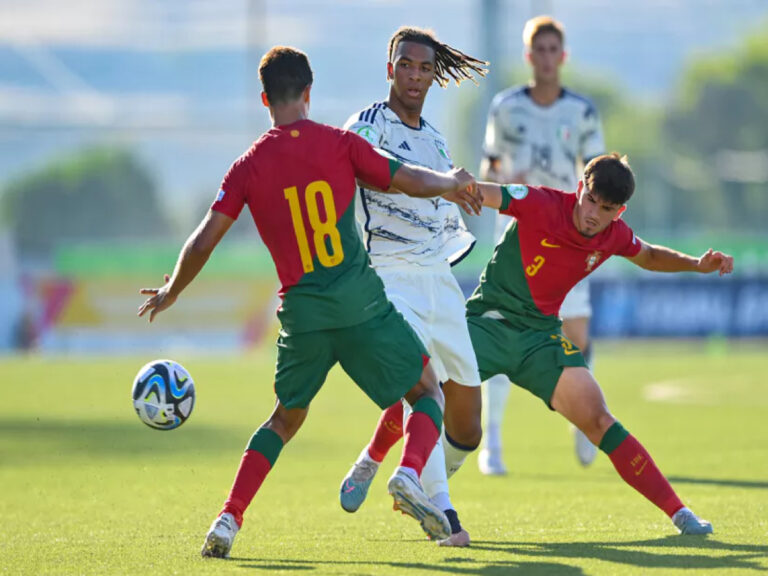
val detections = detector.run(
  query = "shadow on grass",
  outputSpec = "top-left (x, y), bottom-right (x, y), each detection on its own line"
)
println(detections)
top-left (0, 418), bottom-right (244, 461)
top-left (232, 537), bottom-right (768, 574)
top-left (233, 557), bottom-right (584, 575)
top-left (470, 536), bottom-right (768, 572)
top-left (668, 476), bottom-right (768, 490)
top-left (503, 473), bottom-right (768, 491)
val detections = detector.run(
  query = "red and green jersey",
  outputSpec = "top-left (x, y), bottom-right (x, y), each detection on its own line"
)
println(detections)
top-left (212, 119), bottom-right (400, 334)
top-left (467, 185), bottom-right (641, 330)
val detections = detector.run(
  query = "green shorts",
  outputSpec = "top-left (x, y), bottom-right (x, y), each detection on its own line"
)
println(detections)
top-left (274, 303), bottom-right (428, 410)
top-left (467, 314), bottom-right (587, 407)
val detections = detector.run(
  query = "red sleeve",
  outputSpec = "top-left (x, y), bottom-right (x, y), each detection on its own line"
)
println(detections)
top-left (345, 131), bottom-right (396, 191)
top-left (211, 154), bottom-right (250, 219)
top-left (499, 184), bottom-right (546, 219)
top-left (611, 220), bottom-right (642, 257)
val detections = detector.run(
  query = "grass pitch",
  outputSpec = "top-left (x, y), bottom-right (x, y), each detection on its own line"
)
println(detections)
top-left (1, 341), bottom-right (767, 575)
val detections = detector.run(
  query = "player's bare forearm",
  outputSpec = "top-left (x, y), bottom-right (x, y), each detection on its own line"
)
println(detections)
top-left (392, 164), bottom-right (461, 197)
top-left (627, 240), bottom-right (734, 276)
top-left (390, 165), bottom-right (482, 214)
top-left (477, 182), bottom-right (503, 210)
top-left (165, 233), bottom-right (214, 299)
top-left (359, 171), bottom-right (453, 197)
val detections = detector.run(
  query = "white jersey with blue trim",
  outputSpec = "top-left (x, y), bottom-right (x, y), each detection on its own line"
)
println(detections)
top-left (483, 86), bottom-right (605, 192)
top-left (344, 101), bottom-right (475, 267)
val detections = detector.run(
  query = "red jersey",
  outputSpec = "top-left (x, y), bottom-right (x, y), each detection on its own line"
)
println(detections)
top-left (467, 185), bottom-right (641, 329)
top-left (212, 119), bottom-right (400, 333)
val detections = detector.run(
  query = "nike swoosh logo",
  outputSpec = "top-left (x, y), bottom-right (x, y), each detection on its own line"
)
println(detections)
top-left (563, 349), bottom-right (580, 356)
top-left (342, 480), bottom-right (356, 494)
top-left (541, 239), bottom-right (560, 248)
top-left (635, 460), bottom-right (648, 476)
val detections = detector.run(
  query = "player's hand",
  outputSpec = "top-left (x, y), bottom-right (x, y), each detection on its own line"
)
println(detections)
top-left (445, 168), bottom-right (483, 215)
top-left (138, 274), bottom-right (177, 322)
top-left (697, 249), bottom-right (734, 276)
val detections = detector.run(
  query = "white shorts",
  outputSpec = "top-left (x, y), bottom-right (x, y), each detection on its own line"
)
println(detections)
top-left (561, 277), bottom-right (592, 319)
top-left (495, 213), bottom-right (592, 320)
top-left (375, 261), bottom-right (481, 388)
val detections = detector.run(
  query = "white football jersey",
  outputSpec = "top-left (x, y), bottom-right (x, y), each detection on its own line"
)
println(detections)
top-left (483, 86), bottom-right (605, 192)
top-left (344, 101), bottom-right (475, 267)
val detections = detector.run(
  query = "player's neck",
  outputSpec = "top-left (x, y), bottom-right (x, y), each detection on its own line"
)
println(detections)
top-left (528, 79), bottom-right (562, 107)
top-left (387, 91), bottom-right (423, 129)
top-left (270, 103), bottom-right (309, 127)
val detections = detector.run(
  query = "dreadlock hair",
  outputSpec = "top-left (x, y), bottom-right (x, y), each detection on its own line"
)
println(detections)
top-left (387, 26), bottom-right (488, 88)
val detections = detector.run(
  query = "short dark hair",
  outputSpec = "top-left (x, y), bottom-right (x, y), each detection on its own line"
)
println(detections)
top-left (259, 46), bottom-right (313, 105)
top-left (583, 153), bottom-right (635, 205)
top-left (388, 26), bottom-right (488, 88)
top-left (523, 15), bottom-right (565, 48)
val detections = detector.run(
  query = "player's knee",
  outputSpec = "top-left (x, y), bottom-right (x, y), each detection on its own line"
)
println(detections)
top-left (582, 411), bottom-right (614, 445)
top-left (429, 384), bottom-right (446, 412)
top-left (407, 365), bottom-right (444, 411)
top-left (595, 411), bottom-right (615, 436)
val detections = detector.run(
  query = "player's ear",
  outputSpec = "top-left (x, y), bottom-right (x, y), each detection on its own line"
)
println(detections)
top-left (386, 61), bottom-right (394, 80)
top-left (524, 50), bottom-right (532, 65)
top-left (261, 92), bottom-right (269, 108)
top-left (302, 84), bottom-right (311, 104)
top-left (560, 49), bottom-right (567, 65)
top-left (613, 205), bottom-right (627, 220)
top-left (576, 180), bottom-right (583, 197)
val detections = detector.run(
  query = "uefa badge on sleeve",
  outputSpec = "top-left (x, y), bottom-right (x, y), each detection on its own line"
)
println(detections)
top-left (508, 184), bottom-right (528, 200)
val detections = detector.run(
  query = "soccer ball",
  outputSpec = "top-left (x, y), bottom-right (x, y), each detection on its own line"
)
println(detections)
top-left (132, 359), bottom-right (195, 430)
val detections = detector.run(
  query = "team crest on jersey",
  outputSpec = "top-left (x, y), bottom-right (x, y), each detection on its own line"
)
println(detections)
top-left (434, 140), bottom-right (451, 161)
top-left (355, 125), bottom-right (377, 145)
top-left (585, 250), bottom-right (602, 272)
top-left (557, 124), bottom-right (571, 143)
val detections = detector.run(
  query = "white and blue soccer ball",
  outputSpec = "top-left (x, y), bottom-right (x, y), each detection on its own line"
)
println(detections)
top-left (132, 359), bottom-right (195, 430)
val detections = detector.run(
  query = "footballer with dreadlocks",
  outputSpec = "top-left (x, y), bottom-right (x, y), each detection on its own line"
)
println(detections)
top-left (339, 26), bottom-right (488, 547)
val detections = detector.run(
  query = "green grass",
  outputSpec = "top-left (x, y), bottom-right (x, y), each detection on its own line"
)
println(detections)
top-left (1, 341), bottom-right (767, 575)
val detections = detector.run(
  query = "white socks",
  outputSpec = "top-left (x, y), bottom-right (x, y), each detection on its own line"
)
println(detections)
top-left (482, 374), bottom-right (512, 453)
top-left (443, 429), bottom-right (472, 478)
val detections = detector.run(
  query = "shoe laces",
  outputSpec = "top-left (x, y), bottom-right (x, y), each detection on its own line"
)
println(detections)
top-left (351, 458), bottom-right (378, 482)
top-left (215, 514), bottom-right (237, 534)
top-left (673, 508), bottom-right (696, 528)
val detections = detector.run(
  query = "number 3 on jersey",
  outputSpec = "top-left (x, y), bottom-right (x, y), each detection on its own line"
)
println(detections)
top-left (284, 180), bottom-right (345, 273)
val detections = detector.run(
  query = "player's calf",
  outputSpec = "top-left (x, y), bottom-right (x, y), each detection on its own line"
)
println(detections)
top-left (207, 403), bottom-right (303, 557)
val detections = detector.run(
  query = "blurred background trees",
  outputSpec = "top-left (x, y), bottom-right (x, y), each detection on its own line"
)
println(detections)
top-left (2, 148), bottom-right (167, 258)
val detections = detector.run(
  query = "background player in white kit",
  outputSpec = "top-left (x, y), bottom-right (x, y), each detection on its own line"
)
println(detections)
top-left (338, 26), bottom-right (488, 547)
top-left (479, 16), bottom-right (606, 474)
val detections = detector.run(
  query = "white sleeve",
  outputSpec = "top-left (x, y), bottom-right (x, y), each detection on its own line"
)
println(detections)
top-left (580, 103), bottom-right (605, 163)
top-left (343, 108), bottom-right (385, 148)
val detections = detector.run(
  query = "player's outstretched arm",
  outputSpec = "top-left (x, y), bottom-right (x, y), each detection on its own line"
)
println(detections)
top-left (627, 239), bottom-right (735, 276)
top-left (475, 182), bottom-right (510, 210)
top-left (391, 165), bottom-right (483, 215)
top-left (138, 210), bottom-right (234, 322)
